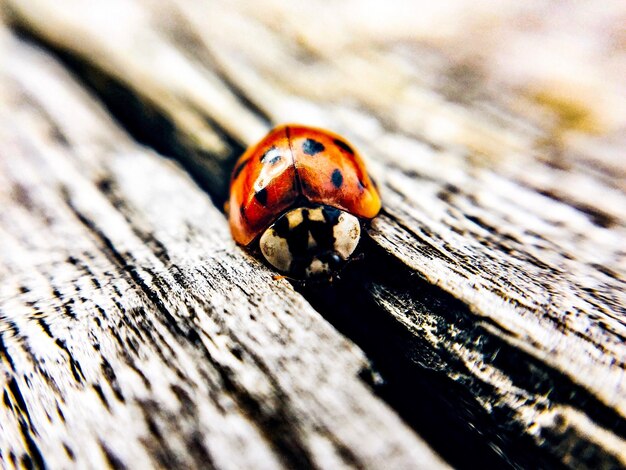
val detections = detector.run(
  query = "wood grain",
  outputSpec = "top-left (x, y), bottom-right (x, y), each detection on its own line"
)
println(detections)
top-left (0, 30), bottom-right (446, 469)
top-left (1, 1), bottom-right (625, 468)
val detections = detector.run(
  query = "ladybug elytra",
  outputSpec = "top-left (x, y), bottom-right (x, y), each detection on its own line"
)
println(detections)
top-left (228, 124), bottom-right (381, 278)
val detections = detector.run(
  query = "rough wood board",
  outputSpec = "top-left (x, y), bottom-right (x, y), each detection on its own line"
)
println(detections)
top-left (0, 31), bottom-right (447, 469)
top-left (1, 0), bottom-right (626, 468)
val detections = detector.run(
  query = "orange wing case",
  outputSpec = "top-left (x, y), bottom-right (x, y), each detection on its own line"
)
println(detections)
top-left (229, 126), bottom-right (298, 245)
top-left (287, 125), bottom-right (381, 219)
top-left (229, 125), bottom-right (381, 246)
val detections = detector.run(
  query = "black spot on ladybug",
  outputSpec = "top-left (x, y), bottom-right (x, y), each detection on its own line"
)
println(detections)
top-left (333, 138), bottom-right (354, 155)
top-left (260, 147), bottom-right (282, 165)
top-left (232, 158), bottom-right (250, 180)
top-left (302, 139), bottom-right (325, 156)
top-left (255, 188), bottom-right (268, 206)
top-left (331, 169), bottom-right (343, 188)
top-left (273, 212), bottom-right (291, 239)
top-left (321, 205), bottom-right (341, 225)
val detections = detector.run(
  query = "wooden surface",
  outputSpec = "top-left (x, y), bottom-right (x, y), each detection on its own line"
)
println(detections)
top-left (1, 1), bottom-right (625, 469)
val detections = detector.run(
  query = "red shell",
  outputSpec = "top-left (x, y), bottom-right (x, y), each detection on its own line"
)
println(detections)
top-left (228, 124), bottom-right (381, 246)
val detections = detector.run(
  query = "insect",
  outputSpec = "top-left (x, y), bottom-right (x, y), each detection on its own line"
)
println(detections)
top-left (228, 124), bottom-right (381, 279)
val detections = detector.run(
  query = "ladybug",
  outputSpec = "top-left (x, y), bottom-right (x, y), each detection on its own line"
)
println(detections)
top-left (228, 124), bottom-right (381, 279)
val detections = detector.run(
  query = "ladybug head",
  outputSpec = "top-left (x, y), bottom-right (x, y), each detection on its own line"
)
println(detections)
top-left (258, 204), bottom-right (361, 279)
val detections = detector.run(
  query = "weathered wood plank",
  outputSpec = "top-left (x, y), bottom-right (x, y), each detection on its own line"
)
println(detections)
top-left (1, 0), bottom-right (625, 468)
top-left (0, 30), bottom-right (447, 469)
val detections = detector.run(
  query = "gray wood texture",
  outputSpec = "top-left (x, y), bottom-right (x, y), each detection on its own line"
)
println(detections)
top-left (1, 1), bottom-right (625, 469)
top-left (0, 29), bottom-right (447, 470)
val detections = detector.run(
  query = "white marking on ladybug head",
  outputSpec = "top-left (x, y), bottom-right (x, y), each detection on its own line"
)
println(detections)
top-left (307, 208), bottom-right (325, 222)
top-left (332, 212), bottom-right (361, 259)
top-left (305, 258), bottom-right (330, 277)
top-left (259, 205), bottom-right (362, 278)
top-left (259, 228), bottom-right (292, 272)
top-left (286, 209), bottom-right (304, 228)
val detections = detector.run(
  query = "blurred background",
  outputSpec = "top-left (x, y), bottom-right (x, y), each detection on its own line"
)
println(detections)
top-left (2, 0), bottom-right (624, 180)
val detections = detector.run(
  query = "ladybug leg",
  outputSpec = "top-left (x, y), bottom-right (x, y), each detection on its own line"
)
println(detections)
top-left (344, 252), bottom-right (365, 268)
